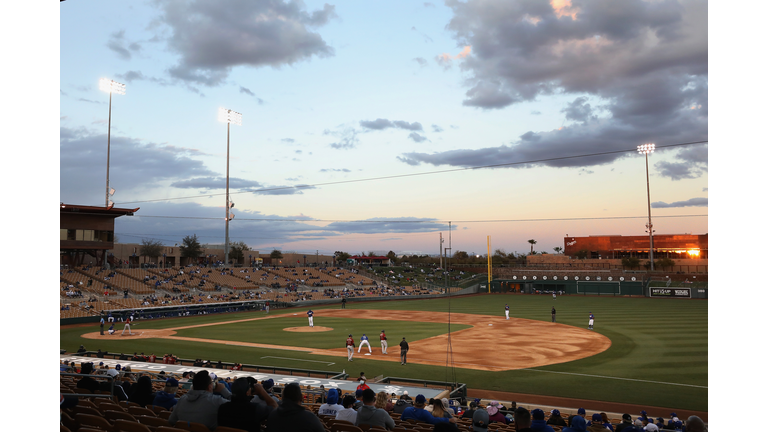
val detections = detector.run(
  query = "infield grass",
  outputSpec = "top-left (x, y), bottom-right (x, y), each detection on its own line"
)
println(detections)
top-left (60, 293), bottom-right (707, 411)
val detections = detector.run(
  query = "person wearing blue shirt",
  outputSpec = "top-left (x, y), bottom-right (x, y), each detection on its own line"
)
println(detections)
top-left (307, 309), bottom-right (314, 327)
top-left (530, 409), bottom-right (555, 432)
top-left (588, 312), bottom-right (595, 330)
top-left (401, 395), bottom-right (455, 425)
top-left (358, 334), bottom-right (372, 353)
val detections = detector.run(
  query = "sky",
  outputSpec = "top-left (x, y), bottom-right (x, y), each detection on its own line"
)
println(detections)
top-left (56, 0), bottom-right (709, 257)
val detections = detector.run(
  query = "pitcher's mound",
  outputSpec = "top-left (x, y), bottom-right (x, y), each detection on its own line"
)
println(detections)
top-left (284, 326), bottom-right (333, 332)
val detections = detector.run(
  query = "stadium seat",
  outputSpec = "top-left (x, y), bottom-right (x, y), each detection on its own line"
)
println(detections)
top-left (97, 403), bottom-right (125, 413)
top-left (214, 427), bottom-right (249, 432)
top-left (73, 405), bottom-right (103, 417)
top-left (113, 419), bottom-right (153, 432)
top-left (136, 416), bottom-right (170, 428)
top-left (75, 413), bottom-right (114, 431)
top-left (331, 423), bottom-right (364, 432)
top-left (156, 411), bottom-right (172, 420)
top-left (104, 410), bottom-right (138, 423)
top-left (173, 421), bottom-right (209, 432)
top-left (156, 428), bottom-right (188, 432)
top-left (128, 406), bottom-right (157, 418)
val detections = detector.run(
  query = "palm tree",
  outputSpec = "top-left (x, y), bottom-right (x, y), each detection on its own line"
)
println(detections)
top-left (528, 239), bottom-right (537, 255)
top-left (553, 247), bottom-right (563, 254)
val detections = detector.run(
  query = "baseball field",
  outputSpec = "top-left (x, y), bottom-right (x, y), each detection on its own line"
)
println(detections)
top-left (60, 294), bottom-right (708, 413)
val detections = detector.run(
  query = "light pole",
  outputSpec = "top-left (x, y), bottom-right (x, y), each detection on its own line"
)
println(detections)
top-left (637, 143), bottom-right (655, 271)
top-left (99, 78), bottom-right (126, 207)
top-left (218, 108), bottom-right (242, 268)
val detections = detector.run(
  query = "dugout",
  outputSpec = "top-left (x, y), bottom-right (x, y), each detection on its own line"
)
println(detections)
top-left (490, 279), bottom-right (644, 296)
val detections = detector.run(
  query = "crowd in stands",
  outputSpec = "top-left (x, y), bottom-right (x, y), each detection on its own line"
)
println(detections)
top-left (61, 358), bottom-right (708, 432)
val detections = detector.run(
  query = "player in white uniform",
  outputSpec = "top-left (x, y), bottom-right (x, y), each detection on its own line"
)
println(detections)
top-left (588, 312), bottom-right (594, 330)
top-left (553, 292), bottom-right (557, 300)
top-left (358, 334), bottom-right (372, 353)
top-left (346, 334), bottom-right (355, 361)
top-left (505, 304), bottom-right (510, 320)
top-left (307, 309), bottom-right (314, 327)
top-left (121, 317), bottom-right (133, 336)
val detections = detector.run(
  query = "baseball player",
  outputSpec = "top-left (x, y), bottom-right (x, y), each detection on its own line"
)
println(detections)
top-left (265, 301), bottom-right (270, 314)
top-left (505, 304), bottom-right (510, 320)
top-left (553, 291), bottom-right (557, 300)
top-left (588, 312), bottom-right (594, 330)
top-left (346, 334), bottom-right (355, 361)
top-left (551, 307), bottom-right (556, 323)
top-left (121, 316), bottom-right (133, 336)
top-left (358, 334), bottom-right (372, 353)
top-left (100, 316), bottom-right (105, 335)
top-left (307, 309), bottom-right (314, 327)
top-left (380, 330), bottom-right (388, 354)
top-left (107, 313), bottom-right (114, 323)
top-left (108, 323), bottom-right (115, 335)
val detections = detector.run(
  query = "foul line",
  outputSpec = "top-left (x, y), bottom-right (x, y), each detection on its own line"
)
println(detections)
top-left (520, 368), bottom-right (707, 389)
top-left (261, 356), bottom-right (335, 366)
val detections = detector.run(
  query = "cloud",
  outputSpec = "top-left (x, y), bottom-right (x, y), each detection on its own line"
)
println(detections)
top-left (169, 177), bottom-right (263, 190)
top-left (77, 98), bottom-right (103, 104)
top-left (320, 168), bottom-right (351, 173)
top-left (652, 197), bottom-right (707, 208)
top-left (655, 144), bottom-right (708, 180)
top-left (435, 45), bottom-right (471, 69)
top-left (431, 124), bottom-right (444, 133)
top-left (107, 30), bottom-right (132, 60)
top-left (413, 57), bottom-right (428, 67)
top-left (323, 217), bottom-right (449, 234)
top-left (115, 70), bottom-right (171, 86)
top-left (239, 86), bottom-right (265, 104)
top-left (60, 126), bottom-right (217, 204)
top-left (409, 0), bottom-right (708, 171)
top-left (326, 127), bottom-right (360, 150)
top-left (154, 0), bottom-right (335, 86)
top-left (411, 26), bottom-right (434, 43)
top-left (359, 118), bottom-right (423, 131)
top-left (408, 132), bottom-right (428, 143)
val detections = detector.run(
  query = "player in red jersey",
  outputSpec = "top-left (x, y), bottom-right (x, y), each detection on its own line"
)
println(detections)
top-left (346, 334), bottom-right (355, 362)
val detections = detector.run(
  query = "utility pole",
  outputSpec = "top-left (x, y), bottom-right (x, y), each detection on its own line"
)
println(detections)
top-left (439, 233), bottom-right (444, 268)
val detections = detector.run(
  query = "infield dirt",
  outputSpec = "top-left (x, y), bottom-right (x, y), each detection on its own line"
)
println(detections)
top-left (80, 309), bottom-right (610, 372)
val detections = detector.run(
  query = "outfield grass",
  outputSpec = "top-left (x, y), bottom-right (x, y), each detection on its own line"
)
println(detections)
top-left (60, 294), bottom-right (707, 411)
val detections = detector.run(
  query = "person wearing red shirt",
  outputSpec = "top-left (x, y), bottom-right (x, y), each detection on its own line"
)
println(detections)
top-left (380, 330), bottom-right (388, 354)
top-left (149, 353), bottom-right (156, 363)
top-left (346, 334), bottom-right (355, 362)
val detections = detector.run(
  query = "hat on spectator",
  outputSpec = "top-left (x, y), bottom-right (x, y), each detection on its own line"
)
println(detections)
top-left (670, 413), bottom-right (677, 418)
top-left (106, 369), bottom-right (119, 378)
top-left (532, 409), bottom-right (545, 420)
top-left (622, 414), bottom-right (632, 422)
top-left (403, 391), bottom-right (408, 395)
top-left (355, 389), bottom-right (364, 397)
top-left (99, 362), bottom-right (104, 366)
top-left (578, 408), bottom-right (586, 415)
top-left (166, 378), bottom-right (179, 387)
top-left (641, 410), bottom-right (647, 416)
top-left (115, 364), bottom-right (121, 370)
top-left (210, 373), bottom-right (217, 381)
top-left (415, 394), bottom-right (427, 404)
top-left (262, 379), bottom-right (274, 390)
top-left (657, 417), bottom-right (664, 422)
top-left (551, 409), bottom-right (560, 416)
top-left (486, 402), bottom-right (499, 416)
top-left (592, 413), bottom-right (602, 422)
top-left (645, 424), bottom-right (659, 432)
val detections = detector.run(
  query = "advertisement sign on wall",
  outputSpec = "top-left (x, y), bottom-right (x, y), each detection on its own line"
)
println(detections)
top-left (650, 288), bottom-right (691, 298)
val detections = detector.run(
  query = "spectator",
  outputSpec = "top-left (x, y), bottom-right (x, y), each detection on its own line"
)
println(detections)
top-left (75, 362), bottom-right (99, 393)
top-left (514, 407), bottom-right (534, 432)
top-left (462, 401), bottom-right (478, 419)
top-left (547, 409), bottom-right (567, 427)
top-left (77, 345), bottom-right (86, 354)
top-left (264, 382), bottom-right (324, 432)
top-left (375, 391), bottom-right (394, 412)
top-left (472, 404), bottom-right (490, 432)
top-left (564, 415), bottom-right (588, 432)
top-left (128, 376), bottom-right (156, 407)
top-left (686, 415), bottom-right (707, 432)
top-left (600, 413), bottom-right (615, 431)
top-left (318, 389), bottom-right (344, 416)
top-left (432, 399), bottom-right (452, 419)
top-left (401, 394), bottom-right (455, 425)
top-left (355, 389), bottom-right (395, 430)
top-left (153, 378), bottom-right (180, 410)
top-left (218, 378), bottom-right (277, 432)
top-left (336, 395), bottom-right (358, 424)
top-left (486, 401), bottom-right (509, 424)
top-left (615, 414), bottom-right (636, 432)
top-left (645, 424), bottom-right (660, 432)
top-left (354, 389), bottom-right (365, 410)
top-left (401, 391), bottom-right (412, 401)
top-left (393, 395), bottom-right (412, 414)
top-left (169, 370), bottom-right (232, 431)
top-left (531, 409), bottom-right (555, 432)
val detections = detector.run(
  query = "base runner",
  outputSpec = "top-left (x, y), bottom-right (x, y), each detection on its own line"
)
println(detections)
top-left (358, 334), bottom-right (372, 353)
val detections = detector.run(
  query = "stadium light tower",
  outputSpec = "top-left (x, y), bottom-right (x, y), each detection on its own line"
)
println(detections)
top-left (219, 108), bottom-right (242, 268)
top-left (637, 143), bottom-right (656, 271)
top-left (99, 78), bottom-right (126, 208)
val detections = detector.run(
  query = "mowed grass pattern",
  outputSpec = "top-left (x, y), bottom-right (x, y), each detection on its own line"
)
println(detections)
top-left (61, 294), bottom-right (707, 411)
top-left (173, 317), bottom-right (471, 349)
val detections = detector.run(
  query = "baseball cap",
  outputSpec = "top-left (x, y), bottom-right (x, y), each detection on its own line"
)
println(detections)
top-left (532, 409), bottom-right (545, 420)
top-left (403, 391), bottom-right (408, 395)
top-left (115, 364), bottom-right (121, 371)
top-left (349, 334), bottom-right (352, 337)
top-left (622, 414), bottom-right (632, 421)
top-left (657, 417), bottom-right (664, 422)
top-left (262, 379), bottom-right (274, 390)
top-left (355, 389), bottom-right (363, 397)
top-left (98, 362), bottom-right (104, 366)
top-left (578, 408), bottom-right (586, 415)
top-left (592, 413), bottom-right (602, 422)
top-left (551, 409), bottom-right (560, 416)
top-left (641, 410), bottom-right (647, 415)
top-left (415, 394), bottom-right (426, 404)
top-left (166, 378), bottom-right (179, 387)
top-left (210, 373), bottom-right (217, 381)
top-left (645, 424), bottom-right (659, 432)
top-left (670, 413), bottom-right (677, 418)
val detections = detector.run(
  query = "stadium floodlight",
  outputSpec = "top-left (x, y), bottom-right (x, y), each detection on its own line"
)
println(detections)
top-left (219, 107), bottom-right (242, 268)
top-left (637, 143), bottom-right (656, 270)
top-left (99, 78), bottom-right (126, 210)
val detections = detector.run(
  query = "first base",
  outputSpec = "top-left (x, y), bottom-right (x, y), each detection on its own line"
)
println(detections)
top-left (364, 353), bottom-right (371, 356)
